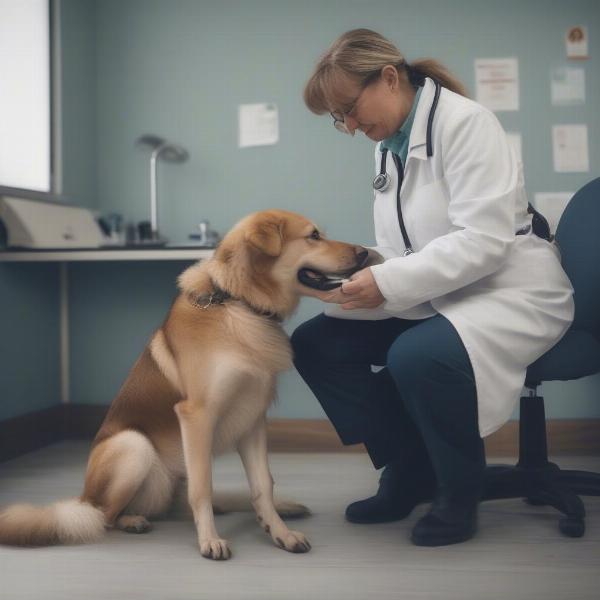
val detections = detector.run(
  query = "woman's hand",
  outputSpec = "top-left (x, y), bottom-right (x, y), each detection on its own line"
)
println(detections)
top-left (339, 267), bottom-right (385, 309)
top-left (309, 267), bottom-right (385, 309)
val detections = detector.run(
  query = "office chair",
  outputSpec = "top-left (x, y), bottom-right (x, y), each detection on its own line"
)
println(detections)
top-left (483, 177), bottom-right (600, 537)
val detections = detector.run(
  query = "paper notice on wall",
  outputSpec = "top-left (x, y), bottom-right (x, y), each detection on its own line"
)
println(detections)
top-left (475, 58), bottom-right (519, 111)
top-left (506, 132), bottom-right (522, 164)
top-left (534, 192), bottom-right (575, 234)
top-left (238, 103), bottom-right (279, 148)
top-left (552, 125), bottom-right (589, 173)
top-left (565, 25), bottom-right (588, 59)
top-left (551, 66), bottom-right (585, 106)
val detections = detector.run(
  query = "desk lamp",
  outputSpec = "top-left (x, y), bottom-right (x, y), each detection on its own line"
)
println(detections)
top-left (135, 134), bottom-right (190, 245)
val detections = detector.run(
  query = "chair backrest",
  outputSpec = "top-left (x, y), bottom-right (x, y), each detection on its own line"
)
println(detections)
top-left (554, 177), bottom-right (600, 334)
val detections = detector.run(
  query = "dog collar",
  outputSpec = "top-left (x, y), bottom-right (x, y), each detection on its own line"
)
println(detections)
top-left (189, 286), bottom-right (231, 309)
top-left (189, 283), bottom-right (282, 322)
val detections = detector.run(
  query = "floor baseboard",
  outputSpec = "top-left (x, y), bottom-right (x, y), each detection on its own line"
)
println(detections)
top-left (1, 404), bottom-right (599, 462)
top-left (0, 405), bottom-right (66, 462)
top-left (267, 418), bottom-right (600, 457)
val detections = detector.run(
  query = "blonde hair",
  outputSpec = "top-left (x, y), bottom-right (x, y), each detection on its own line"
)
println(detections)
top-left (304, 28), bottom-right (468, 115)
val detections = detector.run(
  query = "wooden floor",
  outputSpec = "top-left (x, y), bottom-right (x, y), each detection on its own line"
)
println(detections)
top-left (1, 442), bottom-right (599, 600)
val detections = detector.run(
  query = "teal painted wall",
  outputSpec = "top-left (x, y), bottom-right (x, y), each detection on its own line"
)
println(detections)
top-left (0, 0), bottom-right (95, 421)
top-left (78, 0), bottom-right (600, 420)
top-left (2, 0), bottom-right (599, 422)
top-left (91, 0), bottom-right (600, 242)
top-left (60, 0), bottom-right (97, 208)
top-left (0, 263), bottom-right (60, 420)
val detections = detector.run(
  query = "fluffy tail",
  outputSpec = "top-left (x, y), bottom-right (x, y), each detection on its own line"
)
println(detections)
top-left (0, 498), bottom-right (105, 547)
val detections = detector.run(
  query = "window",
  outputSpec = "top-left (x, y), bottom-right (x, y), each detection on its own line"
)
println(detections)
top-left (0, 0), bottom-right (54, 195)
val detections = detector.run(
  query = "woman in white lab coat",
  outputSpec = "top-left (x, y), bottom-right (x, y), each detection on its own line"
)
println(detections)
top-left (292, 29), bottom-right (574, 546)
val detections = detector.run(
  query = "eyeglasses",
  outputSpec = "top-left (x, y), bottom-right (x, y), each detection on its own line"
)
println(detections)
top-left (329, 66), bottom-right (395, 135)
top-left (329, 85), bottom-right (368, 135)
top-left (330, 110), bottom-right (355, 135)
top-left (329, 63), bottom-right (406, 135)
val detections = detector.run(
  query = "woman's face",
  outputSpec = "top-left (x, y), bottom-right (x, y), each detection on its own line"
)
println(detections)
top-left (333, 66), bottom-right (415, 141)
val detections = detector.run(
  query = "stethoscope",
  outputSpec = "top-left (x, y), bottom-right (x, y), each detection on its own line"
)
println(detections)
top-left (372, 79), bottom-right (442, 256)
top-left (371, 78), bottom-right (553, 254)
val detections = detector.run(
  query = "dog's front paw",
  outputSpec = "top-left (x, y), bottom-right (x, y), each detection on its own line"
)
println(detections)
top-left (273, 529), bottom-right (311, 554)
top-left (199, 537), bottom-right (232, 560)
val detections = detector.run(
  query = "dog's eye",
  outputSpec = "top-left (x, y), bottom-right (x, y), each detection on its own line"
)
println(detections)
top-left (309, 230), bottom-right (321, 241)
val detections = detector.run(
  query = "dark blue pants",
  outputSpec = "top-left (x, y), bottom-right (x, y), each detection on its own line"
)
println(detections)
top-left (291, 314), bottom-right (486, 494)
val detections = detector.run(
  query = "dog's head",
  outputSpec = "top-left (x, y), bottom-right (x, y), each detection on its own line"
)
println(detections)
top-left (204, 209), bottom-right (380, 317)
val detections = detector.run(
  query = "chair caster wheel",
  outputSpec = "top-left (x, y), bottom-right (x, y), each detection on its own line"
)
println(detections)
top-left (559, 516), bottom-right (585, 538)
top-left (524, 496), bottom-right (546, 506)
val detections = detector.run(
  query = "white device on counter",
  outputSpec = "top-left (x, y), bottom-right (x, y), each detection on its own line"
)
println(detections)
top-left (0, 196), bottom-right (105, 249)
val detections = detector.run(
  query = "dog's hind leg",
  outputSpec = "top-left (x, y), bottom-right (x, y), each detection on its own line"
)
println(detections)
top-left (120, 446), bottom-right (174, 533)
top-left (115, 515), bottom-right (152, 533)
top-left (83, 430), bottom-right (172, 532)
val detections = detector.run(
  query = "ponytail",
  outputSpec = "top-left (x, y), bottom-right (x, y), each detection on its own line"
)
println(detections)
top-left (406, 59), bottom-right (468, 97)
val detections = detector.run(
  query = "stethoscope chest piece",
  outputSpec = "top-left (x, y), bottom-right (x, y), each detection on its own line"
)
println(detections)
top-left (371, 80), bottom-right (442, 258)
top-left (372, 172), bottom-right (391, 192)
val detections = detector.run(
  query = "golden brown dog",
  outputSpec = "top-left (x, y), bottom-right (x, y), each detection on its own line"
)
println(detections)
top-left (0, 209), bottom-right (378, 560)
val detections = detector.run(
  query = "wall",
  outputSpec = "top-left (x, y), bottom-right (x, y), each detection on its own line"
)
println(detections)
top-left (0, 0), bottom-right (95, 420)
top-left (92, 0), bottom-right (599, 238)
top-left (3, 0), bottom-right (600, 421)
top-left (82, 0), bottom-right (600, 419)
top-left (60, 0), bottom-right (97, 208)
top-left (0, 263), bottom-right (60, 420)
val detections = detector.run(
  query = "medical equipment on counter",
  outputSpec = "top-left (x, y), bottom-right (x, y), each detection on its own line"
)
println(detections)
top-left (0, 196), bottom-right (105, 248)
top-left (188, 220), bottom-right (220, 247)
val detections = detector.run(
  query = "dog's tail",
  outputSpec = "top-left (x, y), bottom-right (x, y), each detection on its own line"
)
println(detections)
top-left (0, 498), bottom-right (105, 547)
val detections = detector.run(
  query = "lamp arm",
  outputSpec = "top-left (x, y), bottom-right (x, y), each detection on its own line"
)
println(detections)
top-left (149, 145), bottom-right (166, 236)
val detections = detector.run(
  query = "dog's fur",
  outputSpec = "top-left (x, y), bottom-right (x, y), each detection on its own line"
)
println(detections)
top-left (0, 209), bottom-right (375, 560)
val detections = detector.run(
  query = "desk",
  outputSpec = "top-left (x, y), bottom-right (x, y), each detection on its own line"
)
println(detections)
top-left (0, 247), bottom-right (214, 262)
top-left (0, 247), bottom-right (215, 406)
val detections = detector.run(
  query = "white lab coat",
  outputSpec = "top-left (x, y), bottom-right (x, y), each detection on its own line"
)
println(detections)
top-left (325, 77), bottom-right (574, 437)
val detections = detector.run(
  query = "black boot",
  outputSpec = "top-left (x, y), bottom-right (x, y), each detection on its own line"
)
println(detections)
top-left (411, 488), bottom-right (480, 546)
top-left (345, 459), bottom-right (436, 524)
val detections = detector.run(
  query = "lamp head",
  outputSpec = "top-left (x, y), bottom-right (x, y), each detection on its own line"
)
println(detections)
top-left (135, 134), bottom-right (166, 150)
top-left (135, 134), bottom-right (189, 163)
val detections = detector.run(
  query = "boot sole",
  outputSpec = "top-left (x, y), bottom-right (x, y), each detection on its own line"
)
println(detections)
top-left (345, 509), bottom-right (414, 525)
top-left (411, 526), bottom-right (477, 546)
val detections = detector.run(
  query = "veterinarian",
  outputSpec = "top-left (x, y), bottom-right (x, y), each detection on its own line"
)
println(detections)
top-left (292, 28), bottom-right (574, 546)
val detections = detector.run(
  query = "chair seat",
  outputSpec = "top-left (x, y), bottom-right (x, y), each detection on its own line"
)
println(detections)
top-left (526, 329), bottom-right (600, 386)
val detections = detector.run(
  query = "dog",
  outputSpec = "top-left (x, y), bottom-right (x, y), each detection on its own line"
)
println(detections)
top-left (0, 209), bottom-right (380, 560)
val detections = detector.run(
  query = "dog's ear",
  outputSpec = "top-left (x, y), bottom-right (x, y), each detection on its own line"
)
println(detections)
top-left (245, 219), bottom-right (283, 257)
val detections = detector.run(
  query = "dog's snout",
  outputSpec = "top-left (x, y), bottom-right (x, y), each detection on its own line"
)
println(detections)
top-left (354, 246), bottom-right (369, 266)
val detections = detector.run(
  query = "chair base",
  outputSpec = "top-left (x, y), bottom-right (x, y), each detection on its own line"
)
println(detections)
top-left (482, 393), bottom-right (600, 537)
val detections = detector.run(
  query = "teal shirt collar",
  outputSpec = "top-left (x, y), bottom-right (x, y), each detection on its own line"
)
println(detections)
top-left (380, 86), bottom-right (422, 157)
